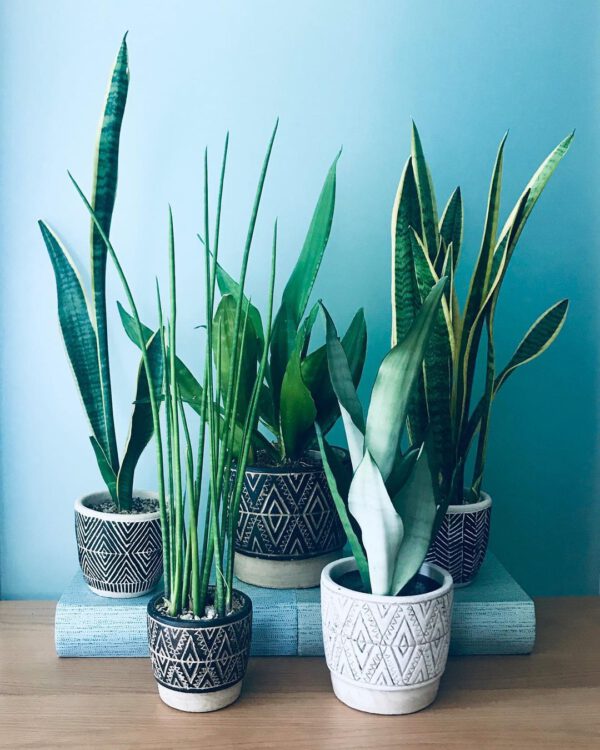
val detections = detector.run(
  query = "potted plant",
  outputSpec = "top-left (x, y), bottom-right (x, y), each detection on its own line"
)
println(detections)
top-left (186, 151), bottom-right (367, 589)
top-left (72, 121), bottom-right (277, 710)
top-left (39, 36), bottom-right (164, 598)
top-left (391, 123), bottom-right (572, 585)
top-left (317, 279), bottom-right (453, 715)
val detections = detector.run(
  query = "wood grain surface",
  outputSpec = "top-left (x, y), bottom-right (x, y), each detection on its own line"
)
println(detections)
top-left (1, 598), bottom-right (599, 749)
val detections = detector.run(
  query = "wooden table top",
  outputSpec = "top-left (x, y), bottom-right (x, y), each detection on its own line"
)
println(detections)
top-left (1, 597), bottom-right (599, 749)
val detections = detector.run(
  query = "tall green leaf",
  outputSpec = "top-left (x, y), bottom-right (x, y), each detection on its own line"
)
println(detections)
top-left (89, 436), bottom-right (117, 502)
top-left (270, 151), bottom-right (340, 409)
top-left (365, 278), bottom-right (447, 481)
top-left (391, 156), bottom-right (421, 346)
top-left (214, 254), bottom-right (265, 354)
top-left (213, 294), bottom-right (258, 421)
top-left (439, 186), bottom-right (463, 269)
top-left (90, 34), bottom-right (130, 471)
top-left (40, 221), bottom-right (108, 461)
top-left (116, 330), bottom-right (164, 508)
top-left (279, 307), bottom-right (319, 459)
top-left (411, 122), bottom-right (439, 261)
top-left (410, 234), bottom-right (454, 498)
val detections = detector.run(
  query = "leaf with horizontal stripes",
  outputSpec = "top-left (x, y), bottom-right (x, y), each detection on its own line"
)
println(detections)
top-left (411, 122), bottom-right (439, 261)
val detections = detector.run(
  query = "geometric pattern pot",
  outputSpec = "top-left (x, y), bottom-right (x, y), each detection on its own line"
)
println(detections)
top-left (147, 589), bottom-right (252, 712)
top-left (425, 492), bottom-right (492, 587)
top-left (74, 490), bottom-right (162, 598)
top-left (234, 453), bottom-right (346, 588)
top-left (321, 557), bottom-right (453, 715)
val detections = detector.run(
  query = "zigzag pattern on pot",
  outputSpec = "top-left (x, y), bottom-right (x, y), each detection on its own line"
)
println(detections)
top-left (322, 588), bottom-right (453, 687)
top-left (75, 513), bottom-right (163, 594)
top-left (147, 613), bottom-right (252, 692)
top-left (235, 468), bottom-right (346, 559)
top-left (426, 506), bottom-right (491, 585)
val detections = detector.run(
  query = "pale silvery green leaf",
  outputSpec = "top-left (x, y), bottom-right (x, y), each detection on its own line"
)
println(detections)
top-left (390, 447), bottom-right (437, 595)
top-left (348, 449), bottom-right (404, 596)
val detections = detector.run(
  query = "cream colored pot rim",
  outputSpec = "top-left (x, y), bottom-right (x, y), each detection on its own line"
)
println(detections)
top-left (321, 557), bottom-right (453, 605)
top-left (74, 489), bottom-right (159, 523)
top-left (446, 491), bottom-right (492, 514)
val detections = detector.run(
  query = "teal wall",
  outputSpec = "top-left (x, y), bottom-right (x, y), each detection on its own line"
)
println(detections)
top-left (1, 0), bottom-right (598, 598)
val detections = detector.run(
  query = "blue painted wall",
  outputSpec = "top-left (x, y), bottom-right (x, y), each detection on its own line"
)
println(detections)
top-left (1, 0), bottom-right (598, 598)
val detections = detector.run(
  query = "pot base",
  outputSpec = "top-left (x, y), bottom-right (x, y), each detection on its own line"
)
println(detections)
top-left (331, 674), bottom-right (440, 715)
top-left (88, 584), bottom-right (157, 599)
top-left (157, 681), bottom-right (242, 712)
top-left (234, 550), bottom-right (342, 589)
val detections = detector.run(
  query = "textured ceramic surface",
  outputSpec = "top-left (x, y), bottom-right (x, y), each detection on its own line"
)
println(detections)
top-left (234, 549), bottom-right (342, 589)
top-left (321, 558), bottom-right (453, 714)
top-left (74, 490), bottom-right (162, 598)
top-left (147, 589), bottom-right (252, 713)
top-left (235, 454), bottom-right (346, 586)
top-left (426, 493), bottom-right (492, 586)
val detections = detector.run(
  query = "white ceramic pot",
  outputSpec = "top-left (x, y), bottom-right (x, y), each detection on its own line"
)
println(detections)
top-left (74, 490), bottom-right (162, 598)
top-left (426, 492), bottom-right (492, 586)
top-left (321, 557), bottom-right (453, 715)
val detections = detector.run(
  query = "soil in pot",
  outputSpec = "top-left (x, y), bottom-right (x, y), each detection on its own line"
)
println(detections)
top-left (91, 496), bottom-right (159, 515)
top-left (336, 569), bottom-right (440, 596)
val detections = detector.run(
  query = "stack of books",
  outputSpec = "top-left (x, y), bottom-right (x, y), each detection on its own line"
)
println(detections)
top-left (55, 552), bottom-right (535, 658)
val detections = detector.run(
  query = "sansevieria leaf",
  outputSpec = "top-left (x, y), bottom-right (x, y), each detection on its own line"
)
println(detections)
top-left (391, 156), bottom-right (422, 346)
top-left (365, 277), bottom-right (447, 481)
top-left (116, 330), bottom-right (164, 508)
top-left (348, 449), bottom-right (404, 596)
top-left (439, 187), bottom-right (463, 269)
top-left (302, 307), bottom-right (367, 438)
top-left (390, 446), bottom-right (437, 594)
top-left (90, 34), bottom-right (130, 472)
top-left (279, 307), bottom-right (319, 459)
top-left (463, 298), bottom-right (569, 454)
top-left (40, 221), bottom-right (108, 460)
top-left (270, 151), bottom-right (340, 409)
top-left (322, 303), bottom-right (366, 470)
top-left (411, 122), bottom-right (439, 261)
top-left (316, 425), bottom-right (370, 592)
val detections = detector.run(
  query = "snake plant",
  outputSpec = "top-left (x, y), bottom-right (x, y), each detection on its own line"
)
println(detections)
top-left (317, 279), bottom-right (446, 595)
top-left (392, 123), bottom-right (571, 516)
top-left (39, 36), bottom-right (162, 512)
top-left (213, 149), bottom-right (367, 464)
top-left (71, 124), bottom-right (276, 617)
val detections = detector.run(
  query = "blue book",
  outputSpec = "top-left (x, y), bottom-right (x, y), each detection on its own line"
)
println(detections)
top-left (55, 553), bottom-right (535, 658)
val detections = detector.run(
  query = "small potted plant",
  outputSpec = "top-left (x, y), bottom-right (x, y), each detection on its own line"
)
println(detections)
top-left (391, 123), bottom-right (572, 585)
top-left (73, 121), bottom-right (277, 710)
top-left (318, 279), bottom-right (453, 715)
top-left (39, 36), bottom-right (164, 598)
top-left (200, 153), bottom-right (368, 589)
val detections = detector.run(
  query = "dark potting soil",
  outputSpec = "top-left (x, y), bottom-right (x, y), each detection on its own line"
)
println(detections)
top-left (336, 570), bottom-right (440, 597)
top-left (93, 497), bottom-right (158, 515)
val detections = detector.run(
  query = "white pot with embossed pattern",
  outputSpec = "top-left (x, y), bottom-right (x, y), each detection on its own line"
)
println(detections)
top-left (320, 557), bottom-right (454, 715)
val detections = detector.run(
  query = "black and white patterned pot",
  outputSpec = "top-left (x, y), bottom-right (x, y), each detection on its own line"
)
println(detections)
top-left (234, 453), bottom-right (346, 588)
top-left (147, 589), bottom-right (252, 712)
top-left (321, 557), bottom-right (453, 715)
top-left (74, 490), bottom-right (162, 598)
top-left (425, 492), bottom-right (492, 587)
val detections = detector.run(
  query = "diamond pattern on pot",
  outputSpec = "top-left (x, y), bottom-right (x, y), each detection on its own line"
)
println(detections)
top-left (147, 612), bottom-right (252, 692)
top-left (322, 585), bottom-right (453, 688)
top-left (235, 464), bottom-right (346, 559)
top-left (75, 511), bottom-right (162, 594)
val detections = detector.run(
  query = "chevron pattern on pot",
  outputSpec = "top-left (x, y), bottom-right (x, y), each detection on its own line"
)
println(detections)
top-left (235, 464), bottom-right (346, 559)
top-left (75, 512), bottom-right (163, 595)
top-left (426, 505), bottom-right (491, 586)
top-left (147, 604), bottom-right (252, 692)
top-left (322, 586), bottom-right (453, 687)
